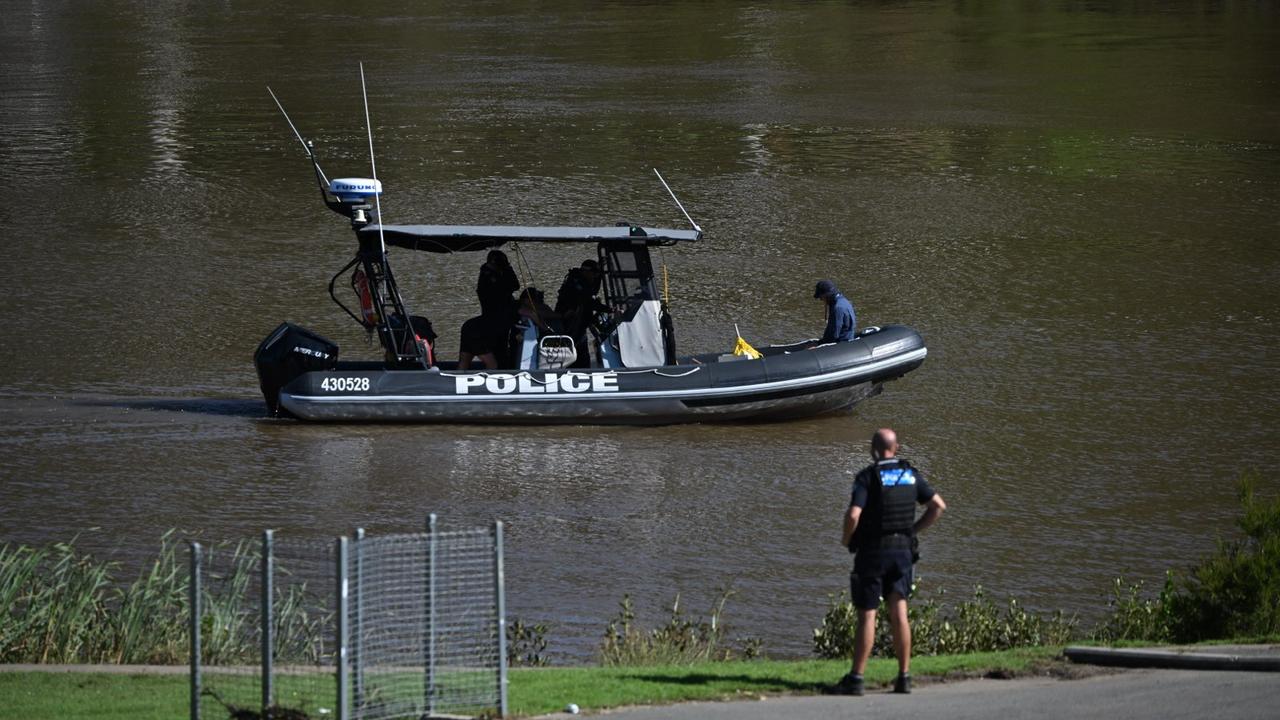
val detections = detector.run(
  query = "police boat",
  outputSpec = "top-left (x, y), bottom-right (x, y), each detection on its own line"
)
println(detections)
top-left (253, 89), bottom-right (927, 425)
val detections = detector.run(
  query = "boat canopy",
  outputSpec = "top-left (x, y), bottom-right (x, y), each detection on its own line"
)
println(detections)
top-left (358, 224), bottom-right (702, 253)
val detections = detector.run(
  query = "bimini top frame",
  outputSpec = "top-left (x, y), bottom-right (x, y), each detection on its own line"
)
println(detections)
top-left (357, 223), bottom-right (701, 253)
top-left (269, 79), bottom-right (703, 372)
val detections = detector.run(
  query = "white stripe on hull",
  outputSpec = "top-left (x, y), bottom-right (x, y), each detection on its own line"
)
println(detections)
top-left (285, 348), bottom-right (926, 405)
top-left (279, 348), bottom-right (924, 423)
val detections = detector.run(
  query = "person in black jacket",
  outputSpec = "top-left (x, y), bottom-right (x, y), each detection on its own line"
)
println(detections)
top-left (833, 428), bottom-right (946, 697)
top-left (554, 259), bottom-right (607, 367)
top-left (477, 250), bottom-right (519, 319)
top-left (459, 250), bottom-right (519, 369)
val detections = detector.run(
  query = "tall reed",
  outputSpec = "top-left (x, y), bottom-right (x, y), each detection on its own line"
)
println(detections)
top-left (0, 539), bottom-right (115, 663)
top-left (0, 533), bottom-right (330, 665)
top-left (108, 531), bottom-right (190, 663)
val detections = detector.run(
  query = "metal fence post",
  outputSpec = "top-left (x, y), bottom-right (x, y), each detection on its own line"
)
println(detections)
top-left (337, 536), bottom-right (350, 720)
top-left (425, 513), bottom-right (437, 717)
top-left (493, 521), bottom-right (508, 718)
top-left (261, 530), bottom-right (274, 715)
top-left (352, 527), bottom-right (365, 714)
top-left (189, 541), bottom-right (202, 720)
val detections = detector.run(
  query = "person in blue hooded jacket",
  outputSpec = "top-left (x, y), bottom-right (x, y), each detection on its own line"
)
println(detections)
top-left (814, 279), bottom-right (856, 343)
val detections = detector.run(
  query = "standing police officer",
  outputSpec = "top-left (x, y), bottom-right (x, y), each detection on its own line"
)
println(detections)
top-left (835, 428), bottom-right (946, 696)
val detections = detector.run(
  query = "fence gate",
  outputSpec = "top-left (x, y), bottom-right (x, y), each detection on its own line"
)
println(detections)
top-left (190, 516), bottom-right (507, 720)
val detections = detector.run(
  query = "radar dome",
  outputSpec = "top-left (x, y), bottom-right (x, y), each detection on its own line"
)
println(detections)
top-left (329, 178), bottom-right (382, 203)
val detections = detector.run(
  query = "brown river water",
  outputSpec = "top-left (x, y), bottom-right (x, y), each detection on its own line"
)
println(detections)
top-left (1, 2), bottom-right (1277, 660)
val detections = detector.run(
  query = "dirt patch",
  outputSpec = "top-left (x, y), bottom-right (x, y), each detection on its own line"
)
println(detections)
top-left (1033, 657), bottom-right (1125, 680)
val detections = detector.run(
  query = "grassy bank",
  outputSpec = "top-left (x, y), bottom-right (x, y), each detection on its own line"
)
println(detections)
top-left (507, 647), bottom-right (1059, 715)
top-left (0, 647), bottom-right (1059, 720)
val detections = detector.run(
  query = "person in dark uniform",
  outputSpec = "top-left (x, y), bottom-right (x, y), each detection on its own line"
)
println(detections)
top-left (459, 250), bottom-right (519, 369)
top-left (814, 279), bottom-right (856, 344)
top-left (554, 259), bottom-right (607, 367)
top-left (477, 250), bottom-right (520, 324)
top-left (834, 428), bottom-right (946, 696)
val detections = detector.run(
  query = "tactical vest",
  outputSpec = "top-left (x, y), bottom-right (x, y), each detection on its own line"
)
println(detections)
top-left (877, 460), bottom-right (919, 536)
top-left (852, 459), bottom-right (918, 551)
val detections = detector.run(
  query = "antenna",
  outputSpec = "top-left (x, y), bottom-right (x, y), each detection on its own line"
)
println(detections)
top-left (653, 168), bottom-right (702, 233)
top-left (267, 86), bottom-right (331, 187)
top-left (359, 62), bottom-right (387, 255)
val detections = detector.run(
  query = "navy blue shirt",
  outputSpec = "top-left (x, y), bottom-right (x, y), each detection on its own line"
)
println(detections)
top-left (821, 293), bottom-right (856, 343)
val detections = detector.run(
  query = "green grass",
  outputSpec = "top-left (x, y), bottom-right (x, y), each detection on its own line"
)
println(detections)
top-left (1187, 634), bottom-right (1280, 646)
top-left (1071, 634), bottom-right (1280, 649)
top-left (0, 647), bottom-right (1060, 719)
top-left (508, 647), bottom-right (1059, 715)
top-left (0, 673), bottom-right (187, 720)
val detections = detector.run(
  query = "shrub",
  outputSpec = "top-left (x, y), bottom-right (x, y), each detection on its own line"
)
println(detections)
top-left (1163, 471), bottom-right (1280, 641)
top-left (507, 618), bottom-right (550, 667)
top-left (813, 583), bottom-right (1077, 659)
top-left (812, 592), bottom-right (859, 659)
top-left (1091, 575), bottom-right (1174, 643)
top-left (1092, 472), bottom-right (1280, 644)
top-left (599, 589), bottom-right (762, 666)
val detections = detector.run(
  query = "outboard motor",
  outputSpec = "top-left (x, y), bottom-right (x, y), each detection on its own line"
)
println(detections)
top-left (254, 322), bottom-right (339, 417)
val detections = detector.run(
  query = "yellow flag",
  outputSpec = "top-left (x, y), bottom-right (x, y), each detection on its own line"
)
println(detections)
top-left (733, 334), bottom-right (762, 359)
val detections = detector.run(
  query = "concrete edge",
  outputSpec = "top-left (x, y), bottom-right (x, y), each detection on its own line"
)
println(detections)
top-left (1064, 646), bottom-right (1280, 672)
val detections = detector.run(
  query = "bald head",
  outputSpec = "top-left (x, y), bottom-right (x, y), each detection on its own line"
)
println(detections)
top-left (871, 428), bottom-right (898, 460)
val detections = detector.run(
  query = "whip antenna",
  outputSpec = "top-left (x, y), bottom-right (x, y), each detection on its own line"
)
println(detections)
top-left (359, 62), bottom-right (387, 255)
top-left (653, 168), bottom-right (702, 233)
top-left (267, 86), bottom-right (331, 186)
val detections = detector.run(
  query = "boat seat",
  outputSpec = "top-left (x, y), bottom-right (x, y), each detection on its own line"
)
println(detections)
top-left (517, 320), bottom-right (539, 369)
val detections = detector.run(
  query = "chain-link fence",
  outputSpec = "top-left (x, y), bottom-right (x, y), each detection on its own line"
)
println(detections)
top-left (190, 518), bottom-right (506, 720)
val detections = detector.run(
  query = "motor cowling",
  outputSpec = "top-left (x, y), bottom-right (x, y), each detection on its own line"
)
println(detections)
top-left (254, 322), bottom-right (339, 417)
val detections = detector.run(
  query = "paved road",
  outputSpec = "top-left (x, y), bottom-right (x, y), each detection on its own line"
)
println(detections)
top-left (547, 669), bottom-right (1279, 720)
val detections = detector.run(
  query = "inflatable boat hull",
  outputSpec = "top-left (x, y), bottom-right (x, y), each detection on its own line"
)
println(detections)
top-left (268, 325), bottom-right (926, 425)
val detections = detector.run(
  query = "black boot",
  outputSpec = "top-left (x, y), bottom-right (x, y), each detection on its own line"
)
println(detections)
top-left (893, 673), bottom-right (912, 694)
top-left (831, 672), bottom-right (865, 696)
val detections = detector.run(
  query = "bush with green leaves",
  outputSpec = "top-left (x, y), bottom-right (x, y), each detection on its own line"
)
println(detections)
top-left (507, 618), bottom-right (550, 667)
top-left (1091, 574), bottom-right (1174, 643)
top-left (813, 583), bottom-right (1077, 659)
top-left (1092, 472), bottom-right (1279, 643)
top-left (599, 589), bottom-right (762, 666)
top-left (1164, 472), bottom-right (1279, 641)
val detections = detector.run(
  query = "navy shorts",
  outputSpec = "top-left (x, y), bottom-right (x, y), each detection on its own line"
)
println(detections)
top-left (850, 548), bottom-right (914, 610)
